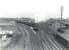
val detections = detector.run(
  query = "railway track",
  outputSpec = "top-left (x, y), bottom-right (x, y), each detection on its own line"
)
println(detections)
top-left (16, 23), bottom-right (67, 50)
top-left (0, 21), bottom-right (68, 50)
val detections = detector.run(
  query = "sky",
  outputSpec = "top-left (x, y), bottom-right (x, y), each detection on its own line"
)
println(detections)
top-left (0, 0), bottom-right (69, 22)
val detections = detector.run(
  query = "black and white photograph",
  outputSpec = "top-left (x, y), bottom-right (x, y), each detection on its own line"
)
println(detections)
top-left (0, 0), bottom-right (69, 50)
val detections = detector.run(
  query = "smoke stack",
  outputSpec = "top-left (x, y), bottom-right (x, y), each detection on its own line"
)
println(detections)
top-left (60, 6), bottom-right (64, 21)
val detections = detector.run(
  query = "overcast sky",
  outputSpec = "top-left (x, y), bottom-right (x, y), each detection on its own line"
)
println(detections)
top-left (0, 0), bottom-right (69, 22)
